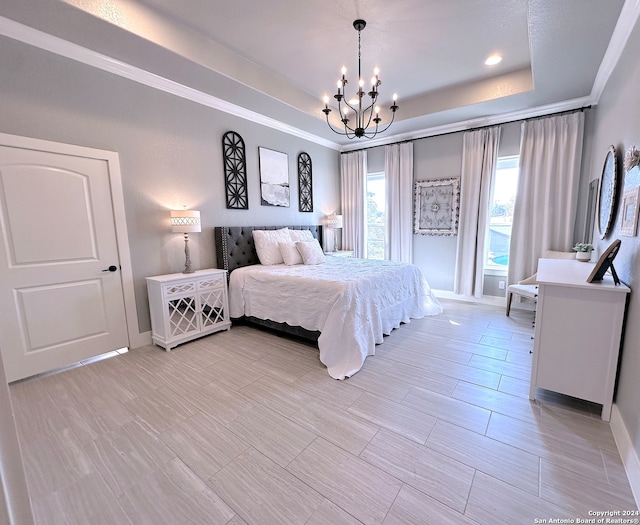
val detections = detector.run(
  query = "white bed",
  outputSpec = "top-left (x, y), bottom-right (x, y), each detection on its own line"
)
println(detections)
top-left (228, 256), bottom-right (443, 379)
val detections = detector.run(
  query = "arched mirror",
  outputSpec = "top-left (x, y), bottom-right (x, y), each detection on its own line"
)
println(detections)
top-left (597, 145), bottom-right (618, 239)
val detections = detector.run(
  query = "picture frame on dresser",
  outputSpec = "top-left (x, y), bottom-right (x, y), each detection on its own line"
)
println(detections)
top-left (587, 238), bottom-right (621, 285)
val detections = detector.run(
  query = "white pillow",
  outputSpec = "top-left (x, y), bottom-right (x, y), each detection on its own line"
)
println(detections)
top-left (279, 241), bottom-right (303, 265)
top-left (253, 228), bottom-right (290, 265)
top-left (289, 229), bottom-right (315, 242)
top-left (296, 239), bottom-right (326, 265)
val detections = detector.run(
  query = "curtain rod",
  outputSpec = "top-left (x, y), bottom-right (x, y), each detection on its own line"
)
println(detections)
top-left (340, 106), bottom-right (590, 154)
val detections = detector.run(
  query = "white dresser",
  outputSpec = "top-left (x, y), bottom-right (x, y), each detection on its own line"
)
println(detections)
top-left (146, 268), bottom-right (231, 350)
top-left (529, 258), bottom-right (630, 421)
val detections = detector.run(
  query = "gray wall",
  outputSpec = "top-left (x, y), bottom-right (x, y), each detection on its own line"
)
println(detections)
top-left (585, 17), bottom-right (640, 464)
top-left (0, 36), bottom-right (341, 334)
top-left (365, 120), bottom-right (522, 291)
top-left (483, 274), bottom-right (507, 297)
top-left (412, 133), bottom-right (464, 290)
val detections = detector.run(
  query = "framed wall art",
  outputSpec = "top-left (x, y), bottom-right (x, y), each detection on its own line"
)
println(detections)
top-left (297, 152), bottom-right (313, 212)
top-left (222, 131), bottom-right (248, 209)
top-left (259, 147), bottom-right (289, 207)
top-left (620, 186), bottom-right (639, 236)
top-left (414, 178), bottom-right (460, 236)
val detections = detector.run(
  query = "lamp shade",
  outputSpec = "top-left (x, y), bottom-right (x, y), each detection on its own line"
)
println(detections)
top-left (326, 214), bottom-right (343, 229)
top-left (170, 210), bottom-right (201, 233)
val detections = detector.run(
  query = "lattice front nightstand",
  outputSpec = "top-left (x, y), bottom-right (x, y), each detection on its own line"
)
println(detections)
top-left (146, 268), bottom-right (230, 350)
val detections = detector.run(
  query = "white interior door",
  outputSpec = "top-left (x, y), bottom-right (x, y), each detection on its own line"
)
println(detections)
top-left (0, 144), bottom-right (129, 382)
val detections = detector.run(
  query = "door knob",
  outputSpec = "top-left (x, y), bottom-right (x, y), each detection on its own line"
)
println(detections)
top-left (102, 265), bottom-right (118, 272)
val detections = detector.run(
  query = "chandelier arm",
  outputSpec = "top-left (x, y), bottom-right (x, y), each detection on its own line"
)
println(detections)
top-left (355, 99), bottom-right (377, 115)
top-left (325, 120), bottom-right (354, 137)
top-left (369, 110), bottom-right (398, 135)
top-left (359, 102), bottom-right (378, 130)
top-left (325, 108), bottom-right (357, 137)
top-left (336, 99), bottom-right (359, 134)
top-left (360, 104), bottom-right (399, 138)
top-left (339, 97), bottom-right (359, 117)
top-left (324, 119), bottom-right (356, 138)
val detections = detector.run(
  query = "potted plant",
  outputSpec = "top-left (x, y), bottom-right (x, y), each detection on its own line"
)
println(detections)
top-left (573, 242), bottom-right (594, 262)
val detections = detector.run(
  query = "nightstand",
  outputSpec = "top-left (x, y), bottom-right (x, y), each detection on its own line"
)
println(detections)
top-left (325, 250), bottom-right (354, 258)
top-left (146, 268), bottom-right (231, 350)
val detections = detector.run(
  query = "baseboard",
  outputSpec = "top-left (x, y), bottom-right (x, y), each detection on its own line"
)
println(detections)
top-left (433, 289), bottom-right (536, 311)
top-left (610, 403), bottom-right (640, 507)
top-left (433, 289), bottom-right (505, 307)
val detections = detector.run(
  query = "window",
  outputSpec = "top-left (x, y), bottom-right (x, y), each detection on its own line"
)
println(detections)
top-left (366, 172), bottom-right (385, 259)
top-left (485, 156), bottom-right (519, 271)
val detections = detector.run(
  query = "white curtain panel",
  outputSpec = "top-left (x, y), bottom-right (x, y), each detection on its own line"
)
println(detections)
top-left (341, 150), bottom-right (367, 258)
top-left (385, 142), bottom-right (414, 262)
top-left (508, 112), bottom-right (585, 284)
top-left (454, 126), bottom-right (501, 297)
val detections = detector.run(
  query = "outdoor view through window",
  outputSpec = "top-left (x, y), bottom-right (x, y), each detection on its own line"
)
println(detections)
top-left (367, 172), bottom-right (385, 259)
top-left (486, 156), bottom-right (519, 270)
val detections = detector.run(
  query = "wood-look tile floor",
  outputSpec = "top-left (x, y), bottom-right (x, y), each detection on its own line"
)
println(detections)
top-left (10, 299), bottom-right (637, 524)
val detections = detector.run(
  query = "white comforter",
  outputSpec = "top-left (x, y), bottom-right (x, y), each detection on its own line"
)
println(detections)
top-left (229, 257), bottom-right (443, 379)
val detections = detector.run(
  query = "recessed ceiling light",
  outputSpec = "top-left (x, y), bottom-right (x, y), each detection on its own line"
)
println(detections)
top-left (485, 54), bottom-right (502, 66)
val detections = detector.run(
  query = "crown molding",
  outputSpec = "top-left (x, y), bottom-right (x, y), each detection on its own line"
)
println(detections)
top-left (591, 0), bottom-right (640, 102)
top-left (0, 16), bottom-right (342, 151)
top-left (339, 96), bottom-right (595, 152)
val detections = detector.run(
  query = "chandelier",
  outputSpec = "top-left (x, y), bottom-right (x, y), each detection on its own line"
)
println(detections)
top-left (322, 19), bottom-right (398, 139)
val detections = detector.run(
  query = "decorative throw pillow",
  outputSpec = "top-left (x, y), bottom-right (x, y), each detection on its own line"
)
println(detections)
top-left (253, 228), bottom-right (290, 265)
top-left (296, 239), bottom-right (326, 265)
top-left (289, 229), bottom-right (315, 242)
top-left (279, 241), bottom-right (303, 265)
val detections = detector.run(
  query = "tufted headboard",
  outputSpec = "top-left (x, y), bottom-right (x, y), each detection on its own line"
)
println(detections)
top-left (214, 225), bottom-right (323, 273)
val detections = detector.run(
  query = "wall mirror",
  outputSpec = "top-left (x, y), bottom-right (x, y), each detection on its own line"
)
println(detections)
top-left (597, 145), bottom-right (618, 239)
top-left (584, 178), bottom-right (599, 242)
